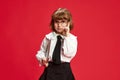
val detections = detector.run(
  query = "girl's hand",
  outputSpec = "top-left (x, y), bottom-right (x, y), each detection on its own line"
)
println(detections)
top-left (42, 58), bottom-right (49, 67)
top-left (62, 22), bottom-right (70, 37)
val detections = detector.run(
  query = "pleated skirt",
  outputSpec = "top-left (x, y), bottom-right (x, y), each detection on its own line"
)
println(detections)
top-left (39, 62), bottom-right (75, 80)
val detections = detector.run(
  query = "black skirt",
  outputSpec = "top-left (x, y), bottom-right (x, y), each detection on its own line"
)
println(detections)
top-left (39, 62), bottom-right (75, 80)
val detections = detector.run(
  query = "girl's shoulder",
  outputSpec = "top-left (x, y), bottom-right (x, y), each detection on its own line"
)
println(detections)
top-left (69, 33), bottom-right (77, 38)
top-left (64, 33), bottom-right (77, 41)
top-left (44, 32), bottom-right (77, 40)
top-left (45, 32), bottom-right (55, 40)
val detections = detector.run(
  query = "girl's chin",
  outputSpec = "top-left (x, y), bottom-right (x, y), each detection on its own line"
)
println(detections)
top-left (56, 31), bottom-right (63, 34)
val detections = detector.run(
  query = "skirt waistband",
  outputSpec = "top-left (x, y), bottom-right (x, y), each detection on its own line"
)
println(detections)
top-left (48, 61), bottom-right (70, 64)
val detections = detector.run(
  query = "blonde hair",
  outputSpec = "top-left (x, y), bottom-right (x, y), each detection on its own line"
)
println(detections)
top-left (50, 8), bottom-right (73, 31)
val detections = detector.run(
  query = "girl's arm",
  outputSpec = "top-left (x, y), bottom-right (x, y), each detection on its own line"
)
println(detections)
top-left (62, 22), bottom-right (78, 58)
top-left (36, 37), bottom-right (49, 66)
top-left (62, 35), bottom-right (78, 58)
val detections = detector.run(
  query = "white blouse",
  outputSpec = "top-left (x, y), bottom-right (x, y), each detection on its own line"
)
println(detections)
top-left (36, 32), bottom-right (78, 65)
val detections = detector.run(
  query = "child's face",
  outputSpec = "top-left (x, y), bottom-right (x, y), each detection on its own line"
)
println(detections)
top-left (54, 19), bottom-right (68, 34)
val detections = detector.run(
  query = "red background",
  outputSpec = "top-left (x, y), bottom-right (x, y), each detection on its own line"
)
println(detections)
top-left (0, 0), bottom-right (120, 80)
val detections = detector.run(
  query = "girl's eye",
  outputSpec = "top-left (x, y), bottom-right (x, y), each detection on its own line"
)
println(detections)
top-left (55, 21), bottom-right (59, 23)
top-left (54, 20), bottom-right (67, 24)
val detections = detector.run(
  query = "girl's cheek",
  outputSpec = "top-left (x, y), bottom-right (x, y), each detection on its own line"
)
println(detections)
top-left (54, 23), bottom-right (57, 27)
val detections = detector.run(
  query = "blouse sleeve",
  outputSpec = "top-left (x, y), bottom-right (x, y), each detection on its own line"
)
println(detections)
top-left (36, 37), bottom-right (49, 65)
top-left (62, 35), bottom-right (78, 58)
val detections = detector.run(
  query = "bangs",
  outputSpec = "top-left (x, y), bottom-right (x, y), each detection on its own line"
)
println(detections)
top-left (52, 12), bottom-right (70, 21)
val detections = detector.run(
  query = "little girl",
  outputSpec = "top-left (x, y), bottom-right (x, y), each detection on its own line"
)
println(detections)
top-left (36, 8), bottom-right (78, 80)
